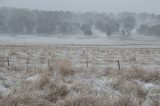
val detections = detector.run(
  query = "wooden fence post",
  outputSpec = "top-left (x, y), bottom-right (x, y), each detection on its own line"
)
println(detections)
top-left (7, 57), bottom-right (9, 66)
top-left (26, 58), bottom-right (29, 72)
top-left (40, 57), bottom-right (45, 64)
top-left (117, 60), bottom-right (121, 71)
top-left (48, 59), bottom-right (50, 69)
top-left (86, 59), bottom-right (88, 68)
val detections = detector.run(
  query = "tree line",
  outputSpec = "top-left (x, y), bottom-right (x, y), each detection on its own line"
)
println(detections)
top-left (0, 7), bottom-right (160, 36)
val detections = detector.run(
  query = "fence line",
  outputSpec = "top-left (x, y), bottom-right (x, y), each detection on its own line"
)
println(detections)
top-left (0, 56), bottom-right (160, 70)
top-left (1, 56), bottom-right (160, 64)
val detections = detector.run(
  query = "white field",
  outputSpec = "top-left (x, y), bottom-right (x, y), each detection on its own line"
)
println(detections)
top-left (0, 34), bottom-right (160, 47)
top-left (0, 34), bottom-right (160, 106)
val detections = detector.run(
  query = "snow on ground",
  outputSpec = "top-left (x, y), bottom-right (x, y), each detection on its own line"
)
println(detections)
top-left (26, 74), bottom-right (41, 82)
top-left (0, 34), bottom-right (160, 105)
top-left (0, 34), bottom-right (160, 48)
top-left (136, 80), bottom-right (157, 91)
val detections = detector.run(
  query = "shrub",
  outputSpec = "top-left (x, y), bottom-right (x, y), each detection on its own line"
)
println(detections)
top-left (0, 94), bottom-right (52, 106)
top-left (111, 78), bottom-right (147, 99)
top-left (57, 59), bottom-right (74, 76)
top-left (45, 83), bottom-right (69, 103)
top-left (113, 96), bottom-right (138, 106)
top-left (123, 66), bottom-right (146, 80)
top-left (103, 67), bottom-right (122, 77)
top-left (64, 96), bottom-right (110, 106)
top-left (142, 71), bottom-right (160, 83)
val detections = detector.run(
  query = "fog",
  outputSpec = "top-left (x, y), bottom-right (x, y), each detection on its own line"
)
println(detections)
top-left (0, 0), bottom-right (160, 13)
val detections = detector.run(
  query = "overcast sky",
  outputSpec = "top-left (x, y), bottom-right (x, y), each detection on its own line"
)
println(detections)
top-left (0, 0), bottom-right (160, 14)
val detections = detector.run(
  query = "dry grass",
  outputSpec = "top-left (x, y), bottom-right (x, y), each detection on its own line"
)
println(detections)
top-left (37, 75), bottom-right (50, 90)
top-left (20, 72), bottom-right (69, 103)
top-left (26, 65), bottom-right (53, 76)
top-left (64, 95), bottom-right (139, 106)
top-left (124, 67), bottom-right (160, 84)
top-left (103, 66), bottom-right (146, 80)
top-left (0, 46), bottom-right (160, 106)
top-left (0, 94), bottom-right (52, 106)
top-left (141, 71), bottom-right (160, 83)
top-left (148, 102), bottom-right (160, 106)
top-left (64, 96), bottom-right (111, 106)
top-left (0, 95), bottom-right (139, 106)
top-left (56, 59), bottom-right (74, 76)
top-left (19, 75), bottom-right (50, 93)
top-left (111, 77), bottom-right (147, 101)
top-left (21, 68), bottom-right (53, 91)
top-left (9, 49), bottom-right (18, 56)
top-left (123, 66), bottom-right (146, 80)
top-left (45, 83), bottom-right (69, 103)
top-left (1, 59), bottom-right (159, 106)
top-left (8, 65), bottom-right (19, 72)
top-left (113, 96), bottom-right (137, 106)
top-left (104, 66), bottom-right (160, 84)
top-left (11, 77), bottom-right (69, 105)
top-left (146, 87), bottom-right (160, 106)
top-left (71, 81), bottom-right (94, 95)
top-left (103, 67), bottom-right (120, 76)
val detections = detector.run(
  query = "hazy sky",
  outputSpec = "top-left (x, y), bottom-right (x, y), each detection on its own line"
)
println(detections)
top-left (0, 0), bottom-right (160, 13)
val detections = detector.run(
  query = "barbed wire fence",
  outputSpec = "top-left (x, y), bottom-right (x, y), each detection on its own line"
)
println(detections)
top-left (0, 56), bottom-right (160, 72)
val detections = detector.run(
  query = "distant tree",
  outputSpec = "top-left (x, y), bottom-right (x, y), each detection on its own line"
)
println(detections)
top-left (73, 23), bottom-right (81, 33)
top-left (60, 23), bottom-right (68, 34)
top-left (157, 15), bottom-right (160, 23)
top-left (80, 24), bottom-right (93, 36)
top-left (148, 24), bottom-right (160, 36)
top-left (96, 19), bottom-right (120, 36)
top-left (2, 7), bottom-right (157, 37)
top-left (95, 21), bottom-right (106, 33)
top-left (35, 11), bottom-right (56, 34)
top-left (7, 9), bottom-right (35, 34)
top-left (8, 13), bottom-right (24, 34)
top-left (137, 24), bottom-right (160, 36)
top-left (139, 13), bottom-right (149, 22)
top-left (0, 13), bottom-right (7, 33)
top-left (104, 24), bottom-right (112, 36)
top-left (121, 16), bottom-right (136, 36)
top-left (60, 22), bottom-right (74, 34)
top-left (137, 24), bottom-right (149, 35)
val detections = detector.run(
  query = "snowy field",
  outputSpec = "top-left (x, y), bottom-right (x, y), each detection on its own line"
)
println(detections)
top-left (0, 35), bottom-right (160, 106)
top-left (0, 34), bottom-right (160, 47)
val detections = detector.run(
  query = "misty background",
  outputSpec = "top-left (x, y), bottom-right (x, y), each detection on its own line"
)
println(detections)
top-left (0, 0), bottom-right (160, 37)
top-left (0, 0), bottom-right (160, 14)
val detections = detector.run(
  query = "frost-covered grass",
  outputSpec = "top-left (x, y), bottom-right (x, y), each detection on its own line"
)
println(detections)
top-left (1, 34), bottom-right (160, 47)
top-left (0, 45), bottom-right (160, 106)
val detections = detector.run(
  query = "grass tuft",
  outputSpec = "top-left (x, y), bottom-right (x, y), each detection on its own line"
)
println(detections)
top-left (57, 59), bottom-right (74, 76)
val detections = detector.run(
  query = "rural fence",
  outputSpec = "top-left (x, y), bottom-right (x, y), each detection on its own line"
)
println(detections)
top-left (0, 56), bottom-right (160, 71)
